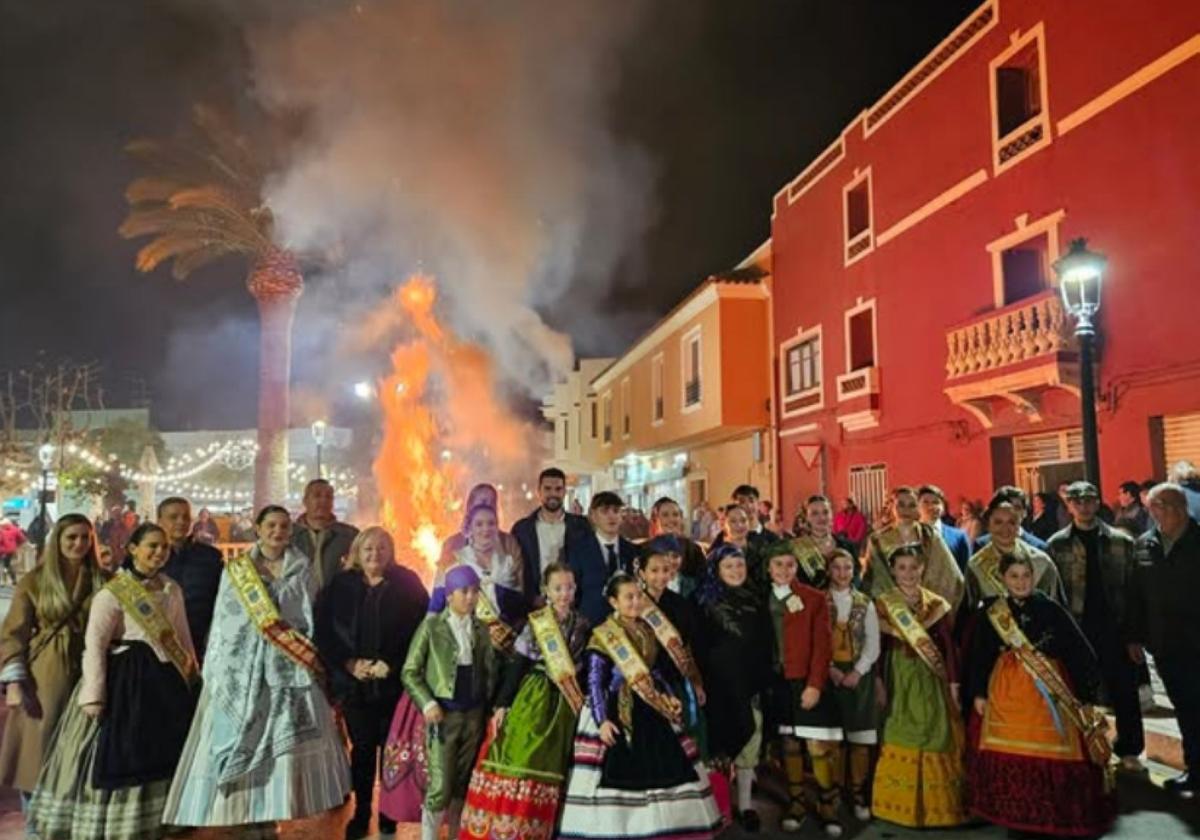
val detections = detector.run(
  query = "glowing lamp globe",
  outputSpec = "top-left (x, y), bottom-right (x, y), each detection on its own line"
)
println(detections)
top-left (1053, 238), bottom-right (1106, 324)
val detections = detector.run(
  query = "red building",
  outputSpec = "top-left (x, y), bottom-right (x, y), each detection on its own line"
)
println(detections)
top-left (770, 0), bottom-right (1200, 521)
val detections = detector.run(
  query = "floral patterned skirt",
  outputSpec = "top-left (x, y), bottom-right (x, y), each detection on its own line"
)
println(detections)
top-left (378, 693), bottom-right (428, 823)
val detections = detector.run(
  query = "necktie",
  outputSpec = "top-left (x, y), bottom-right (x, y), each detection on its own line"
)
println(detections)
top-left (605, 543), bottom-right (619, 576)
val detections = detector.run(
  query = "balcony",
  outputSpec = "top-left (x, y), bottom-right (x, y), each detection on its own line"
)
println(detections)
top-left (836, 366), bottom-right (880, 431)
top-left (943, 289), bottom-right (1079, 428)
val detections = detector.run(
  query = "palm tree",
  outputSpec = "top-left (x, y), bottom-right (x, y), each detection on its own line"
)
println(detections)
top-left (120, 105), bottom-right (302, 509)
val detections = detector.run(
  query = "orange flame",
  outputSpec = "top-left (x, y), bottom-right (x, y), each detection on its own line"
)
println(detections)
top-left (372, 272), bottom-right (536, 582)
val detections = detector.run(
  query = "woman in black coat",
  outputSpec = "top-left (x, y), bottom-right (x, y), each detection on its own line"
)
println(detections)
top-left (316, 527), bottom-right (429, 840)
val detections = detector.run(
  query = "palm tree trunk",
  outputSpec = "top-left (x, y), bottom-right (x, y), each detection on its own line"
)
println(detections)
top-left (248, 249), bottom-right (303, 510)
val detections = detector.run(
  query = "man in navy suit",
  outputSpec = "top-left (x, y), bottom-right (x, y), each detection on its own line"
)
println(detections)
top-left (564, 491), bottom-right (639, 626)
top-left (918, 484), bottom-right (972, 571)
top-left (511, 467), bottom-right (591, 603)
top-left (972, 485), bottom-right (1050, 553)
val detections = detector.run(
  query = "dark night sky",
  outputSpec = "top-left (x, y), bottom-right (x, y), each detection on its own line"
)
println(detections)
top-left (0, 1), bottom-right (976, 430)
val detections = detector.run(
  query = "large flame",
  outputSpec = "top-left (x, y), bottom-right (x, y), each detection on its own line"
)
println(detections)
top-left (372, 272), bottom-right (536, 582)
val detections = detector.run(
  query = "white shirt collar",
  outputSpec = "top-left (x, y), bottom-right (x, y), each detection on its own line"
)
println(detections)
top-left (772, 582), bottom-right (793, 600)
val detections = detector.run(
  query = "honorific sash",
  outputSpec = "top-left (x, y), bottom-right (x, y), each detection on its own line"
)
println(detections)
top-left (877, 588), bottom-right (949, 682)
top-left (640, 602), bottom-right (704, 692)
top-left (591, 617), bottom-right (682, 727)
top-left (106, 571), bottom-right (197, 684)
top-left (528, 606), bottom-right (585, 713)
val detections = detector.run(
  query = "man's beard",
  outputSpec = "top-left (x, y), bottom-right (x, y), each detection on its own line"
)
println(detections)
top-left (543, 497), bottom-right (563, 512)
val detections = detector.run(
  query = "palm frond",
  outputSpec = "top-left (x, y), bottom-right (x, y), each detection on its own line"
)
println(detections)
top-left (134, 233), bottom-right (214, 274)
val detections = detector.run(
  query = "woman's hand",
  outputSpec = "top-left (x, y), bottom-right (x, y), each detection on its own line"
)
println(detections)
top-left (840, 670), bottom-right (862, 689)
top-left (425, 704), bottom-right (445, 725)
top-left (598, 720), bottom-right (620, 747)
top-left (81, 702), bottom-right (104, 719)
top-left (369, 660), bottom-right (390, 680)
top-left (800, 686), bottom-right (821, 710)
top-left (973, 697), bottom-right (987, 717)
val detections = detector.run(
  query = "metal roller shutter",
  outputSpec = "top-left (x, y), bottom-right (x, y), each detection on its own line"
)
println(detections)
top-left (1164, 412), bottom-right (1200, 472)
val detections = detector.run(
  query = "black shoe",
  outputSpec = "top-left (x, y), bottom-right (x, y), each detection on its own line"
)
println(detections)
top-left (1164, 772), bottom-right (1198, 797)
top-left (379, 815), bottom-right (398, 835)
top-left (738, 809), bottom-right (762, 832)
top-left (344, 816), bottom-right (370, 840)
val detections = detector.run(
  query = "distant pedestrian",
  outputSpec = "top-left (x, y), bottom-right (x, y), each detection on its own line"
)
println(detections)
top-left (0, 513), bottom-right (26, 585)
top-left (833, 497), bottom-right (868, 553)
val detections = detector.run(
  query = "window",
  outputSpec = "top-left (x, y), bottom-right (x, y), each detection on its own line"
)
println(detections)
top-left (651, 353), bottom-right (665, 424)
top-left (562, 419), bottom-right (570, 450)
top-left (620, 378), bottom-right (632, 438)
top-left (602, 393), bottom-right (613, 444)
top-left (682, 327), bottom-right (702, 410)
top-left (848, 307), bottom-right (875, 371)
top-left (848, 463), bottom-right (888, 521)
top-left (1000, 232), bottom-right (1049, 305)
top-left (786, 336), bottom-right (821, 396)
top-left (590, 400), bottom-right (598, 439)
top-left (843, 169), bottom-right (874, 265)
top-left (989, 24), bottom-right (1051, 174)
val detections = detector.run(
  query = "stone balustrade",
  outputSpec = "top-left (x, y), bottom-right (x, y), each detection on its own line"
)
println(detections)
top-left (945, 290), bottom-right (1072, 379)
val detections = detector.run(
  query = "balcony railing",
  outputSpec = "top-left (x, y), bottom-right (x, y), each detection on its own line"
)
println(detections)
top-left (837, 366), bottom-right (879, 401)
top-left (684, 379), bottom-right (702, 406)
top-left (945, 290), bottom-right (1071, 379)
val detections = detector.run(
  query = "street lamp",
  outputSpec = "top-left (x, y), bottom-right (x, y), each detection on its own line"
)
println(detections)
top-left (353, 381), bottom-right (373, 401)
top-left (36, 443), bottom-right (55, 555)
top-left (1053, 237), bottom-right (1108, 494)
top-left (310, 420), bottom-right (328, 479)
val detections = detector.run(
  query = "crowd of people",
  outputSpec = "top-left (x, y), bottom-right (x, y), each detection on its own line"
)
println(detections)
top-left (0, 466), bottom-right (1197, 840)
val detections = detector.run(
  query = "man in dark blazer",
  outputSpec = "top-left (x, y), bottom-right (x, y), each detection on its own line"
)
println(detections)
top-left (918, 484), bottom-right (972, 571)
top-left (565, 490), bottom-right (639, 626)
top-left (510, 467), bottom-right (591, 602)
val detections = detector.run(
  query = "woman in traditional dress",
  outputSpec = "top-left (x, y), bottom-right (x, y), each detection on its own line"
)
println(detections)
top-left (460, 562), bottom-right (590, 840)
top-left (438, 484), bottom-right (522, 575)
top-left (28, 523), bottom-right (197, 839)
top-left (775, 495), bottom-right (858, 589)
top-left (862, 487), bottom-right (964, 607)
top-left (0, 514), bottom-right (107, 814)
top-left (967, 553), bottom-right (1115, 835)
top-left (871, 545), bottom-right (966, 828)
top-left (431, 503), bottom-right (526, 647)
top-left (824, 549), bottom-right (880, 825)
top-left (558, 574), bottom-right (722, 840)
top-left (317, 527), bottom-right (429, 840)
top-left (696, 545), bottom-right (771, 831)
top-left (964, 497), bottom-right (1066, 612)
top-left (161, 505), bottom-right (350, 834)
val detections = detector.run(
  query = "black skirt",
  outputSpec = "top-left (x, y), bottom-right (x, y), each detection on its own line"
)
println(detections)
top-left (93, 640), bottom-right (198, 789)
top-left (599, 695), bottom-right (698, 790)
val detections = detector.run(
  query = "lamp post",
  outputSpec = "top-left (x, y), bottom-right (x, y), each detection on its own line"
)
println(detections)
top-left (310, 420), bottom-right (328, 480)
top-left (1053, 238), bottom-right (1107, 495)
top-left (36, 443), bottom-right (55, 555)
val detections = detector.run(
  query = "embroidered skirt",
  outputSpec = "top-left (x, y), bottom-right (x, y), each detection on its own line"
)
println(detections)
top-left (871, 651), bottom-right (966, 828)
top-left (27, 682), bottom-right (171, 840)
top-left (378, 692), bottom-right (428, 823)
top-left (967, 652), bottom-right (1115, 836)
top-left (94, 641), bottom-right (197, 789)
top-left (460, 671), bottom-right (576, 840)
top-left (557, 697), bottom-right (722, 840)
top-left (160, 683), bottom-right (350, 826)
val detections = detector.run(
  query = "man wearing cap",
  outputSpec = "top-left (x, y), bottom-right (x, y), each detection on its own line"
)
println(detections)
top-left (1129, 483), bottom-right (1200, 796)
top-left (1046, 480), bottom-right (1143, 770)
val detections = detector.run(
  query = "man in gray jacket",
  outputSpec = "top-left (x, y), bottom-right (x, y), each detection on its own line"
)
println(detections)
top-left (292, 478), bottom-right (359, 592)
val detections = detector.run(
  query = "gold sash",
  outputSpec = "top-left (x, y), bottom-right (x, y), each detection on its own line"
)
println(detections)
top-left (640, 602), bottom-right (704, 692)
top-left (788, 536), bottom-right (827, 584)
top-left (985, 598), bottom-right (1113, 772)
top-left (226, 554), bottom-right (328, 689)
top-left (528, 607), bottom-right (585, 713)
top-left (106, 571), bottom-right (197, 684)
top-left (591, 617), bottom-right (682, 726)
top-left (877, 588), bottom-right (949, 682)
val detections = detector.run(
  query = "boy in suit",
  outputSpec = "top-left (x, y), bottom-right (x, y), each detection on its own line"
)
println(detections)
top-left (566, 491), bottom-right (639, 625)
top-left (402, 565), bottom-right (499, 840)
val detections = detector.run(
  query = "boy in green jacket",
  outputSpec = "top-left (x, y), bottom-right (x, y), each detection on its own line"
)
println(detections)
top-left (402, 564), bottom-right (498, 840)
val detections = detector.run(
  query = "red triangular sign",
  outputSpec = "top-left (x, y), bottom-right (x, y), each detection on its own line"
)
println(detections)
top-left (794, 443), bottom-right (822, 470)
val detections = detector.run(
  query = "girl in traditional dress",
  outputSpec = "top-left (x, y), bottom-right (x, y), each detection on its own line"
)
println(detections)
top-left (967, 553), bottom-right (1115, 836)
top-left (161, 505), bottom-right (350, 834)
top-left (696, 545), bottom-right (771, 832)
top-left (27, 523), bottom-right (197, 839)
top-left (431, 503), bottom-right (526, 648)
top-left (558, 574), bottom-right (722, 840)
top-left (964, 498), bottom-right (1066, 611)
top-left (0, 514), bottom-right (107, 814)
top-left (823, 549), bottom-right (880, 825)
top-left (862, 487), bottom-right (964, 607)
top-left (636, 536), bottom-right (705, 721)
top-left (763, 548), bottom-right (838, 835)
top-left (460, 562), bottom-right (590, 840)
top-left (776, 496), bottom-right (859, 589)
top-left (871, 545), bottom-right (966, 828)
top-left (316, 527), bottom-right (429, 840)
